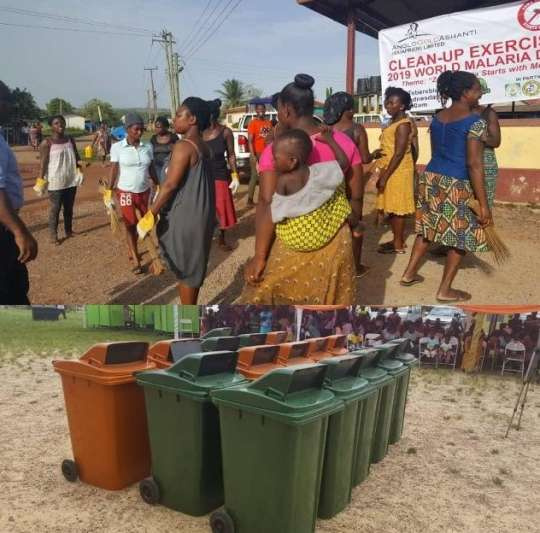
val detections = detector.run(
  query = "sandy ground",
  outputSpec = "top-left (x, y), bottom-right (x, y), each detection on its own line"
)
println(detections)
top-left (0, 352), bottom-right (538, 533)
top-left (13, 144), bottom-right (540, 305)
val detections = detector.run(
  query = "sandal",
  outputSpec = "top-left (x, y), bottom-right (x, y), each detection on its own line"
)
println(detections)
top-left (355, 264), bottom-right (370, 279)
top-left (378, 242), bottom-right (406, 254)
top-left (400, 276), bottom-right (423, 287)
top-left (436, 290), bottom-right (471, 303)
top-left (132, 265), bottom-right (144, 275)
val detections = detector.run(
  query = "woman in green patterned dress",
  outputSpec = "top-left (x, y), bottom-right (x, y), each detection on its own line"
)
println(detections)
top-left (400, 71), bottom-right (492, 303)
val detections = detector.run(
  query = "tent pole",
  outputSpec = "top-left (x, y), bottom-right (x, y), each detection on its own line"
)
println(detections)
top-left (346, 7), bottom-right (356, 95)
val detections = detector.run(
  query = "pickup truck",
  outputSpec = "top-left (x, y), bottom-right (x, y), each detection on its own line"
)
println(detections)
top-left (232, 112), bottom-right (323, 180)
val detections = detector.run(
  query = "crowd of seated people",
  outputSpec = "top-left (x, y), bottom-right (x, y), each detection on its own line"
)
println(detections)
top-left (480, 313), bottom-right (539, 370)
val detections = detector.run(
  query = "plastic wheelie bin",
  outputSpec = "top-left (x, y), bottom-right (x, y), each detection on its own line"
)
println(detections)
top-left (210, 364), bottom-right (343, 533)
top-left (148, 339), bottom-right (202, 368)
top-left (52, 342), bottom-right (154, 490)
top-left (277, 341), bottom-right (314, 367)
top-left (135, 351), bottom-right (248, 516)
top-left (237, 333), bottom-right (267, 347)
top-left (202, 327), bottom-right (232, 339)
top-left (387, 339), bottom-right (419, 444)
top-left (306, 337), bottom-right (333, 362)
top-left (377, 357), bottom-right (408, 446)
top-left (236, 344), bottom-right (281, 380)
top-left (265, 330), bottom-right (288, 344)
top-left (201, 336), bottom-right (240, 352)
top-left (327, 334), bottom-right (348, 355)
top-left (317, 354), bottom-right (374, 518)
top-left (354, 347), bottom-right (396, 464)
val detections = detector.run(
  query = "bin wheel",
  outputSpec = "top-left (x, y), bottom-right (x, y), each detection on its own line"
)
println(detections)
top-left (210, 509), bottom-right (235, 533)
top-left (139, 477), bottom-right (160, 505)
top-left (61, 459), bottom-right (78, 482)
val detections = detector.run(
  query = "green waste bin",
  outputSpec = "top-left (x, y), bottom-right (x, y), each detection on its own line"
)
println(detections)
top-left (317, 355), bottom-right (374, 518)
top-left (201, 336), bottom-right (240, 352)
top-left (388, 338), bottom-right (419, 444)
top-left (355, 348), bottom-right (396, 464)
top-left (237, 333), bottom-right (267, 347)
top-left (377, 358), bottom-right (408, 446)
top-left (348, 349), bottom-right (380, 486)
top-left (135, 351), bottom-right (248, 516)
top-left (210, 364), bottom-right (343, 533)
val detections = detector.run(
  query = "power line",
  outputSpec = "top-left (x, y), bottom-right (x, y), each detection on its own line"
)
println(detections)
top-left (0, 5), bottom-right (154, 33)
top-left (178, 0), bottom-right (214, 51)
top-left (182, 0), bottom-right (226, 57)
top-left (0, 21), bottom-right (149, 36)
top-left (185, 0), bottom-right (243, 60)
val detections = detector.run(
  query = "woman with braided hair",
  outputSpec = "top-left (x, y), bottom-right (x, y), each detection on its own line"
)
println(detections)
top-left (401, 70), bottom-right (491, 303)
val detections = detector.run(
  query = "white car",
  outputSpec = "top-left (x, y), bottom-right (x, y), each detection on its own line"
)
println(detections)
top-left (423, 306), bottom-right (467, 329)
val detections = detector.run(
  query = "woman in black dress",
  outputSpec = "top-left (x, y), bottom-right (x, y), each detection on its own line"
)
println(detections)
top-left (202, 99), bottom-right (239, 250)
top-left (149, 98), bottom-right (216, 304)
top-left (150, 116), bottom-right (177, 183)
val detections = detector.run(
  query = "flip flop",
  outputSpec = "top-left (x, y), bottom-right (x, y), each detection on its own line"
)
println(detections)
top-left (132, 265), bottom-right (144, 275)
top-left (378, 242), bottom-right (406, 254)
top-left (436, 290), bottom-right (471, 303)
top-left (400, 277), bottom-right (423, 287)
top-left (355, 264), bottom-right (370, 279)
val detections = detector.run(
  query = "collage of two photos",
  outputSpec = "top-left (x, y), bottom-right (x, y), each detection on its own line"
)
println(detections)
top-left (1, 1), bottom-right (539, 533)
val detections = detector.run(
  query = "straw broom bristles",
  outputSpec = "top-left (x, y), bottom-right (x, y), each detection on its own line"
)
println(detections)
top-left (468, 198), bottom-right (510, 265)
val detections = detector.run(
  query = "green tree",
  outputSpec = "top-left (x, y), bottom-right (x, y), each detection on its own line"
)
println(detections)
top-left (216, 79), bottom-right (246, 108)
top-left (10, 87), bottom-right (41, 121)
top-left (81, 98), bottom-right (118, 124)
top-left (46, 98), bottom-right (74, 116)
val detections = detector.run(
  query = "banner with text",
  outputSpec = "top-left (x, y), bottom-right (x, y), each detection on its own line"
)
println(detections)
top-left (378, 1), bottom-right (540, 110)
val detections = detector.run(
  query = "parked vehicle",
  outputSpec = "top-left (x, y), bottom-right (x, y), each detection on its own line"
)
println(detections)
top-left (423, 306), bottom-right (467, 329)
top-left (232, 112), bottom-right (322, 180)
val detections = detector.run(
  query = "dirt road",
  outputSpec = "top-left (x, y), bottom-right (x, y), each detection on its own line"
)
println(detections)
top-left (0, 352), bottom-right (538, 533)
top-left (13, 145), bottom-right (540, 304)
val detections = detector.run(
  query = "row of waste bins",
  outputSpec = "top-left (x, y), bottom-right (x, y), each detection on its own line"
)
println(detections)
top-left (52, 332), bottom-right (417, 533)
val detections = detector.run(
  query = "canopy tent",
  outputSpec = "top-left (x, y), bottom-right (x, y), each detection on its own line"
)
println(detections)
top-left (297, 0), bottom-right (518, 93)
top-left (459, 305), bottom-right (540, 315)
top-left (294, 305), bottom-right (349, 341)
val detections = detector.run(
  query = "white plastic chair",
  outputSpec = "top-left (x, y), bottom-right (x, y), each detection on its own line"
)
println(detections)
top-left (418, 341), bottom-right (438, 368)
top-left (501, 345), bottom-right (526, 379)
top-left (364, 333), bottom-right (381, 347)
top-left (179, 318), bottom-right (196, 338)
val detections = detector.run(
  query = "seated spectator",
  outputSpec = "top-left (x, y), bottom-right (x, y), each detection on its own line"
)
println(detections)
top-left (420, 331), bottom-right (439, 359)
top-left (439, 334), bottom-right (456, 364)
top-left (505, 336), bottom-right (525, 355)
top-left (382, 324), bottom-right (399, 342)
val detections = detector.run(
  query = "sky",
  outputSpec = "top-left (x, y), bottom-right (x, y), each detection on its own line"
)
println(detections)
top-left (0, 0), bottom-right (380, 109)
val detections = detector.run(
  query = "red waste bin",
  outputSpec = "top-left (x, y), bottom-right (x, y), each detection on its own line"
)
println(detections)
top-left (265, 331), bottom-right (288, 344)
top-left (53, 342), bottom-right (154, 490)
top-left (237, 344), bottom-right (281, 380)
top-left (306, 337), bottom-right (333, 362)
top-left (277, 341), bottom-right (315, 367)
top-left (327, 334), bottom-right (348, 355)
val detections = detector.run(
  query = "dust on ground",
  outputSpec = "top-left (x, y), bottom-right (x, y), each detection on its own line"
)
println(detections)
top-left (13, 143), bottom-right (540, 305)
top-left (0, 352), bottom-right (538, 533)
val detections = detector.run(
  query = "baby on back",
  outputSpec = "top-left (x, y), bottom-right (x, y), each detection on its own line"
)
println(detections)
top-left (271, 127), bottom-right (363, 245)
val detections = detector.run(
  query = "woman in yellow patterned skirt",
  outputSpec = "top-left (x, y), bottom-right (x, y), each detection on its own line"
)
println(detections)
top-left (372, 87), bottom-right (416, 254)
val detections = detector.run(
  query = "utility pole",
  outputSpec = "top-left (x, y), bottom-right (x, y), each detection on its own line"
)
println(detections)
top-left (172, 52), bottom-right (183, 110)
top-left (153, 30), bottom-right (179, 119)
top-left (144, 66), bottom-right (158, 123)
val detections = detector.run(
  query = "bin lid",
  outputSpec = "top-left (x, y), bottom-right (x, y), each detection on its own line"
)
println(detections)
top-left (238, 333), bottom-right (267, 347)
top-left (378, 358), bottom-right (406, 375)
top-left (308, 337), bottom-right (330, 352)
top-left (149, 339), bottom-right (202, 363)
top-left (251, 345), bottom-right (280, 365)
top-left (396, 353), bottom-right (418, 365)
top-left (135, 351), bottom-right (247, 400)
top-left (349, 348), bottom-right (379, 368)
top-left (201, 327), bottom-right (232, 339)
top-left (358, 367), bottom-right (392, 385)
top-left (374, 342), bottom-right (401, 360)
top-left (211, 364), bottom-right (343, 425)
top-left (319, 355), bottom-right (372, 402)
top-left (201, 336), bottom-right (240, 352)
top-left (388, 337), bottom-right (410, 354)
top-left (53, 342), bottom-right (152, 385)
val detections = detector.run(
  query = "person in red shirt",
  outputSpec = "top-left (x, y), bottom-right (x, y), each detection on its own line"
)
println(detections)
top-left (247, 104), bottom-right (273, 206)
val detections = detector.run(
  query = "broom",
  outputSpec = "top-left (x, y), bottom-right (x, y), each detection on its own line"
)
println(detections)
top-left (468, 198), bottom-right (510, 265)
top-left (98, 179), bottom-right (120, 234)
top-left (135, 208), bottom-right (165, 276)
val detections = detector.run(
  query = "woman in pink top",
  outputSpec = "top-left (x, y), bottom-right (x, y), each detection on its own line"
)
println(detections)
top-left (241, 74), bottom-right (363, 304)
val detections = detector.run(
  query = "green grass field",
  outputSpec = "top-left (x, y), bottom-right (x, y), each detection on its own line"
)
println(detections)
top-left (0, 307), bottom-right (165, 360)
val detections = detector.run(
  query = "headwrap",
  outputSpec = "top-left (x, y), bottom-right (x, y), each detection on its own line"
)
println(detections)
top-left (323, 92), bottom-right (354, 125)
top-left (124, 112), bottom-right (144, 128)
